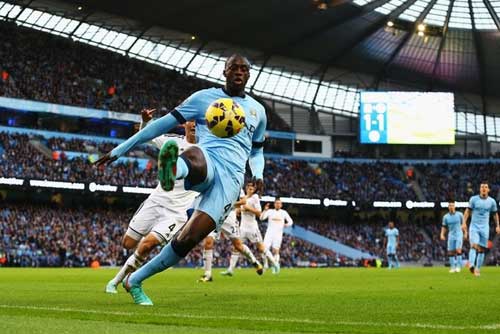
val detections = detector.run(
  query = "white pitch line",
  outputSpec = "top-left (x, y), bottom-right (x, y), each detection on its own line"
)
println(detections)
top-left (0, 304), bottom-right (499, 331)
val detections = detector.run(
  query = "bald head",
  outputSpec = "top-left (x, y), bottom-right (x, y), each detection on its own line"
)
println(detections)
top-left (223, 54), bottom-right (251, 96)
top-left (225, 54), bottom-right (251, 69)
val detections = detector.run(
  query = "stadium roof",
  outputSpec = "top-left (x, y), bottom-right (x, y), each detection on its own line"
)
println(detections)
top-left (49, 0), bottom-right (500, 98)
top-left (1, 0), bottom-right (500, 124)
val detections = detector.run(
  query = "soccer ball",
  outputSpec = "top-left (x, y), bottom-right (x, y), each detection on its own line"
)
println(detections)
top-left (205, 98), bottom-right (245, 138)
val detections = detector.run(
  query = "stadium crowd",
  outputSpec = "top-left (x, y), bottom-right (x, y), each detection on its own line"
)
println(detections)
top-left (3, 131), bottom-right (500, 203)
top-left (0, 204), bottom-right (337, 268)
top-left (0, 20), bottom-right (290, 131)
top-left (3, 201), bottom-right (495, 268)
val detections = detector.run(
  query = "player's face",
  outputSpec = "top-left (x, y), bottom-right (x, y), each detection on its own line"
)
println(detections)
top-left (183, 121), bottom-right (196, 144)
top-left (246, 184), bottom-right (255, 195)
top-left (388, 222), bottom-right (394, 229)
top-left (480, 183), bottom-right (490, 197)
top-left (224, 56), bottom-right (250, 92)
top-left (274, 200), bottom-right (282, 210)
top-left (448, 202), bottom-right (455, 213)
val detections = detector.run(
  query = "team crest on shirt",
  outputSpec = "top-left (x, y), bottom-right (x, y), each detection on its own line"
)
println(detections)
top-left (250, 109), bottom-right (257, 118)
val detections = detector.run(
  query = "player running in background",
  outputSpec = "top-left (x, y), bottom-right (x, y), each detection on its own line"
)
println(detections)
top-left (260, 198), bottom-right (293, 274)
top-left (105, 108), bottom-right (197, 293)
top-left (384, 221), bottom-right (399, 269)
top-left (199, 195), bottom-right (263, 282)
top-left (96, 54), bottom-right (267, 305)
top-left (222, 181), bottom-right (278, 275)
top-left (440, 200), bottom-right (465, 273)
top-left (462, 181), bottom-right (500, 276)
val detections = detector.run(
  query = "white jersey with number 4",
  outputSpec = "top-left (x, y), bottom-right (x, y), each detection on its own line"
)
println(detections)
top-left (126, 131), bottom-right (197, 244)
top-left (261, 209), bottom-right (293, 250)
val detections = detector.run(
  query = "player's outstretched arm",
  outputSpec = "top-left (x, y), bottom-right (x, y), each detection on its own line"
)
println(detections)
top-left (494, 212), bottom-right (500, 234)
top-left (95, 113), bottom-right (180, 166)
top-left (249, 107), bottom-right (267, 195)
top-left (440, 227), bottom-right (447, 241)
top-left (284, 211), bottom-right (293, 228)
top-left (139, 108), bottom-right (155, 130)
top-left (462, 208), bottom-right (470, 239)
top-left (260, 203), bottom-right (270, 220)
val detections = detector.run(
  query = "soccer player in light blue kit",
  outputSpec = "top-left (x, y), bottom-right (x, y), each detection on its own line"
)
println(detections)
top-left (440, 200), bottom-right (465, 273)
top-left (462, 181), bottom-right (500, 276)
top-left (96, 54), bottom-right (267, 305)
top-left (384, 221), bottom-right (399, 269)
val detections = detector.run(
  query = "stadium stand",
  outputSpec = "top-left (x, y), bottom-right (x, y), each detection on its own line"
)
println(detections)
top-left (0, 20), bottom-right (291, 131)
top-left (0, 203), bottom-right (338, 268)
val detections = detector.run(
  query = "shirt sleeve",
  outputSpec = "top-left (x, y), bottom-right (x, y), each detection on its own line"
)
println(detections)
top-left (111, 113), bottom-right (179, 158)
top-left (284, 211), bottom-right (293, 226)
top-left (260, 209), bottom-right (269, 221)
top-left (253, 195), bottom-right (262, 212)
top-left (492, 199), bottom-right (498, 213)
top-left (248, 106), bottom-right (267, 180)
top-left (442, 215), bottom-right (447, 227)
top-left (173, 90), bottom-right (208, 123)
top-left (395, 229), bottom-right (399, 236)
top-left (468, 197), bottom-right (475, 210)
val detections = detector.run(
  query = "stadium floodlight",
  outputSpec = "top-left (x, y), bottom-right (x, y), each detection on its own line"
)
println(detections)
top-left (387, 20), bottom-right (394, 27)
top-left (29, 179), bottom-right (85, 190)
top-left (417, 23), bottom-right (426, 32)
top-left (0, 177), bottom-right (24, 186)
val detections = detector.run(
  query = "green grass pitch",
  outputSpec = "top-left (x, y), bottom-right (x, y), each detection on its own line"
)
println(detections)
top-left (0, 267), bottom-right (499, 334)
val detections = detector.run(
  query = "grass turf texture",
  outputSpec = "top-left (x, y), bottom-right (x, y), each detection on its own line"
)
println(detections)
top-left (0, 267), bottom-right (499, 334)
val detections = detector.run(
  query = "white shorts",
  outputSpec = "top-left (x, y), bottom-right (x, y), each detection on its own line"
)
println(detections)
top-left (264, 231), bottom-right (283, 250)
top-left (240, 226), bottom-right (263, 244)
top-left (209, 210), bottom-right (240, 240)
top-left (126, 199), bottom-right (186, 245)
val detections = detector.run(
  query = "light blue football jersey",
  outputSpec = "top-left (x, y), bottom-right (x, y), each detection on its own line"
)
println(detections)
top-left (111, 87), bottom-right (267, 180)
top-left (442, 212), bottom-right (463, 239)
top-left (468, 195), bottom-right (497, 228)
top-left (174, 88), bottom-right (266, 178)
top-left (385, 228), bottom-right (399, 247)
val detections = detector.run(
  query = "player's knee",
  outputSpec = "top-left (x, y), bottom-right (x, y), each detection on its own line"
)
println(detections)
top-left (138, 236), bottom-right (160, 255)
top-left (181, 147), bottom-right (207, 185)
top-left (204, 237), bottom-right (214, 250)
top-left (172, 233), bottom-right (199, 257)
top-left (122, 235), bottom-right (139, 250)
top-left (232, 239), bottom-right (243, 251)
top-left (257, 243), bottom-right (265, 253)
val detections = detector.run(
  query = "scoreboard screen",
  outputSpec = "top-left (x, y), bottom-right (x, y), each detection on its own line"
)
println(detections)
top-left (359, 92), bottom-right (455, 145)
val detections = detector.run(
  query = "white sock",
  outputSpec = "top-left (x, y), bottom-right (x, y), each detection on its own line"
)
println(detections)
top-left (111, 251), bottom-right (145, 286)
top-left (203, 249), bottom-right (213, 278)
top-left (261, 252), bottom-right (269, 268)
top-left (265, 249), bottom-right (278, 267)
top-left (274, 253), bottom-right (280, 265)
top-left (239, 244), bottom-right (257, 264)
top-left (228, 252), bottom-right (239, 272)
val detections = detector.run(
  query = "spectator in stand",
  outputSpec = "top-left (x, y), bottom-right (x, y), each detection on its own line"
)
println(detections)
top-left (0, 20), bottom-right (290, 131)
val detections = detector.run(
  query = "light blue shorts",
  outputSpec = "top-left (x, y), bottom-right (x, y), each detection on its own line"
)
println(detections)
top-left (447, 237), bottom-right (463, 251)
top-left (189, 147), bottom-right (243, 228)
top-left (469, 225), bottom-right (489, 248)
top-left (386, 245), bottom-right (396, 255)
